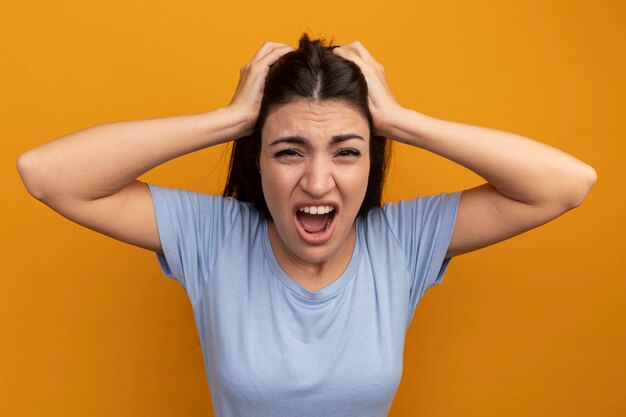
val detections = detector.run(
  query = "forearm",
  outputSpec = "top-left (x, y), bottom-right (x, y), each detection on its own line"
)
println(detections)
top-left (385, 108), bottom-right (597, 207)
top-left (17, 106), bottom-right (250, 201)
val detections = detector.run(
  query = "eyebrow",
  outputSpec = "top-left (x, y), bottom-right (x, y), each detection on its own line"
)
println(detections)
top-left (269, 133), bottom-right (365, 147)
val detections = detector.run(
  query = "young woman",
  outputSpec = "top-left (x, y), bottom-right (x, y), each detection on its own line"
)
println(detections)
top-left (17, 33), bottom-right (596, 417)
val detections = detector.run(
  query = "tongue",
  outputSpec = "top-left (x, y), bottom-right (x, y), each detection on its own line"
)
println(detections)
top-left (297, 212), bottom-right (330, 233)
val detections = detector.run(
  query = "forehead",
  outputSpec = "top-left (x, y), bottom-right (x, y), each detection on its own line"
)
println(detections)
top-left (261, 100), bottom-right (369, 145)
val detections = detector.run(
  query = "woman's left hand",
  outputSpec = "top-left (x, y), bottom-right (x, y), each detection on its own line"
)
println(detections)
top-left (332, 41), bottom-right (405, 137)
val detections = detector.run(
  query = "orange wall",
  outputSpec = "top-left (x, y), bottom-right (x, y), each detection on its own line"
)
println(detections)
top-left (4, 1), bottom-right (624, 416)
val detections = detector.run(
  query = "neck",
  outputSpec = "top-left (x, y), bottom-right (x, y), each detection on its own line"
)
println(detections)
top-left (267, 221), bottom-right (357, 288)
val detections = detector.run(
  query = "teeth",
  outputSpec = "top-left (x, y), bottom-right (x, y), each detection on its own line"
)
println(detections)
top-left (298, 205), bottom-right (335, 214)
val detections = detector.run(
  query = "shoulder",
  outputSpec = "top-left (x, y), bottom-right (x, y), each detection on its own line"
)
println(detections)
top-left (360, 191), bottom-right (462, 238)
top-left (147, 183), bottom-right (261, 224)
top-left (380, 192), bottom-right (462, 223)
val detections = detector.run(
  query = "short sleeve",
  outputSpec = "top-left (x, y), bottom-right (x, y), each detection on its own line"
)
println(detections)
top-left (381, 190), bottom-right (463, 321)
top-left (147, 183), bottom-right (240, 305)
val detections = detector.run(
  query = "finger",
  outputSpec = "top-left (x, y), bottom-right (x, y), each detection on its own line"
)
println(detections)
top-left (333, 45), bottom-right (370, 72)
top-left (337, 45), bottom-right (386, 78)
top-left (252, 41), bottom-right (293, 61)
top-left (256, 44), bottom-right (295, 67)
top-left (334, 41), bottom-right (378, 66)
top-left (348, 41), bottom-right (377, 63)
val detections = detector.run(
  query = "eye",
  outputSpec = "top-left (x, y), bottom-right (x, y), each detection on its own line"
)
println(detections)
top-left (274, 149), bottom-right (302, 158)
top-left (336, 148), bottom-right (361, 158)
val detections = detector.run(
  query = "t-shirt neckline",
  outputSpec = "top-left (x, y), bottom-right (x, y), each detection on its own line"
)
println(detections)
top-left (262, 217), bottom-right (363, 301)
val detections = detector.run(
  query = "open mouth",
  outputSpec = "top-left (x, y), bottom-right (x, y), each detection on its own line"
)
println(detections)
top-left (295, 207), bottom-right (337, 234)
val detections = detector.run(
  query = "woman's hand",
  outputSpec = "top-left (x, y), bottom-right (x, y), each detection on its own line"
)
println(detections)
top-left (227, 41), bottom-right (295, 137)
top-left (332, 41), bottom-right (405, 137)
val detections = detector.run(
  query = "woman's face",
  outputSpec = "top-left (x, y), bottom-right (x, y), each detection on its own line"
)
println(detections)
top-left (259, 100), bottom-right (370, 268)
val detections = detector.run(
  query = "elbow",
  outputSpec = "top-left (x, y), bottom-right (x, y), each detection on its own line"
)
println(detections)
top-left (566, 164), bottom-right (598, 209)
top-left (16, 151), bottom-right (46, 200)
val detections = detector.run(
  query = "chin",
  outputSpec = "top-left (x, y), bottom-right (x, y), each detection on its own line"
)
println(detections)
top-left (291, 245), bottom-right (335, 266)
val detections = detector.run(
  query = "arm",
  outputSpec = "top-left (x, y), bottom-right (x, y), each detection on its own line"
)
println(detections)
top-left (333, 41), bottom-right (597, 258)
top-left (16, 42), bottom-right (295, 254)
top-left (384, 109), bottom-right (597, 258)
top-left (17, 107), bottom-right (251, 202)
top-left (17, 41), bottom-right (296, 203)
top-left (15, 107), bottom-right (253, 254)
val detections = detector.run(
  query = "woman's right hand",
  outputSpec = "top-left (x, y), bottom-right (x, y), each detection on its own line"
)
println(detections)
top-left (227, 41), bottom-right (295, 138)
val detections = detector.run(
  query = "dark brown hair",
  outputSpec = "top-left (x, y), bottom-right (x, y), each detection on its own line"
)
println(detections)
top-left (223, 33), bottom-right (391, 219)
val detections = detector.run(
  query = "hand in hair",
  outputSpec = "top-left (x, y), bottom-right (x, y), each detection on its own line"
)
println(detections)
top-left (332, 41), bottom-right (403, 138)
top-left (227, 41), bottom-right (296, 138)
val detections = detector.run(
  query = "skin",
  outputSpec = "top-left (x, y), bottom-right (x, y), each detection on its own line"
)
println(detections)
top-left (332, 41), bottom-right (595, 259)
top-left (259, 99), bottom-right (371, 291)
top-left (229, 40), bottom-right (595, 290)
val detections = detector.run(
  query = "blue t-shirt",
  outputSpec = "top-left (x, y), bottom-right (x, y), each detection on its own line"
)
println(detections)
top-left (147, 183), bottom-right (462, 417)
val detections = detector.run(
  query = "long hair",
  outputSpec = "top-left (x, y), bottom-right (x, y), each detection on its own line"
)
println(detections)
top-left (223, 33), bottom-right (391, 219)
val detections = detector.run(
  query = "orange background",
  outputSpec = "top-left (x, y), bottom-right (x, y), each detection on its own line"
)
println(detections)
top-left (3, 1), bottom-right (624, 416)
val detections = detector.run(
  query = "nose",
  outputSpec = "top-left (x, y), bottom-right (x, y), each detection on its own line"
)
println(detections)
top-left (299, 157), bottom-right (335, 198)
